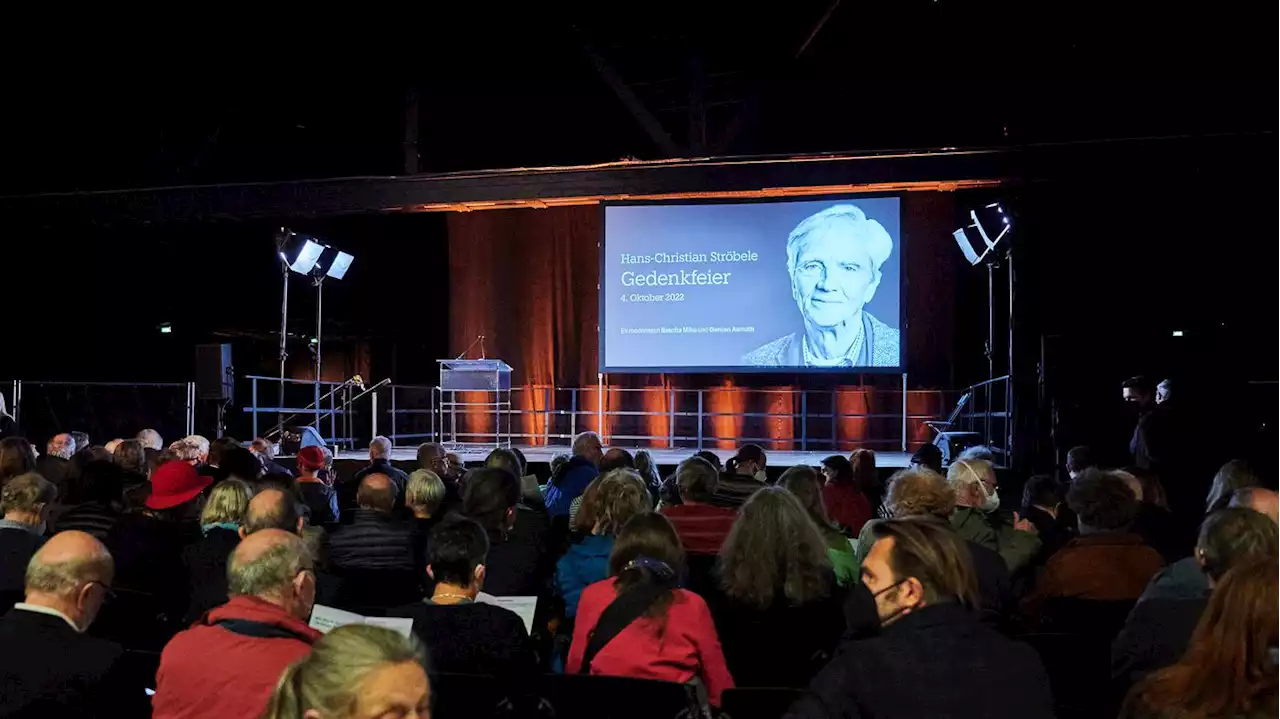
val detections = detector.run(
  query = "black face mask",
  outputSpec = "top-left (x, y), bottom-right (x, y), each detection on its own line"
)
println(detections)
top-left (845, 579), bottom-right (910, 639)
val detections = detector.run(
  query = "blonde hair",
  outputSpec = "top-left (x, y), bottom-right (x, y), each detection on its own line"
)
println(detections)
top-left (263, 624), bottom-right (426, 719)
top-left (405, 470), bottom-right (446, 515)
top-left (199, 479), bottom-right (252, 526)
top-left (582, 469), bottom-right (651, 535)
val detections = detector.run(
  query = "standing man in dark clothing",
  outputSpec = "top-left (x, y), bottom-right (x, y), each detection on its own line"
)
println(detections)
top-left (351, 436), bottom-right (409, 507)
top-left (786, 517), bottom-right (1055, 719)
top-left (1122, 376), bottom-right (1175, 481)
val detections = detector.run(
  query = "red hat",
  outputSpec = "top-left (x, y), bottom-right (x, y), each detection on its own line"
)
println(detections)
top-left (297, 446), bottom-right (327, 471)
top-left (146, 461), bottom-right (213, 510)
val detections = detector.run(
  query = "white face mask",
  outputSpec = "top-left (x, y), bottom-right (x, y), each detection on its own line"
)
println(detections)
top-left (754, 469), bottom-right (768, 483)
top-left (980, 485), bottom-right (1000, 513)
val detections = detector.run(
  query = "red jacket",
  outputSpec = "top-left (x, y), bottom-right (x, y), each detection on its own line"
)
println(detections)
top-left (661, 503), bottom-right (738, 555)
top-left (822, 482), bottom-right (872, 534)
top-left (153, 595), bottom-right (322, 719)
top-left (567, 578), bottom-right (734, 706)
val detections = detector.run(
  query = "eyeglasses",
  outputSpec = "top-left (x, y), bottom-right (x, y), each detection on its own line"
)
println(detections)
top-left (86, 581), bottom-right (117, 602)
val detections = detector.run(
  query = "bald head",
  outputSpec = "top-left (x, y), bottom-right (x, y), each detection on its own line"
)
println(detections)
top-left (1230, 487), bottom-right (1280, 523)
top-left (243, 488), bottom-right (301, 536)
top-left (25, 531), bottom-right (114, 630)
top-left (227, 529), bottom-right (314, 617)
top-left (357, 473), bottom-right (396, 512)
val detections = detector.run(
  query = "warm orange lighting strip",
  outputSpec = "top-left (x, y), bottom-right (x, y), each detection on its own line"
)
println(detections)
top-left (401, 178), bottom-right (1002, 213)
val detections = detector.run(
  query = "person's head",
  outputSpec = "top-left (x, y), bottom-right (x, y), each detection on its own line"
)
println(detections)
top-left (135, 429), bottom-right (163, 451)
top-left (820, 455), bottom-right (855, 487)
top-left (405, 470), bottom-right (445, 519)
top-left (1111, 469), bottom-right (1145, 503)
top-left (717, 486), bottom-right (832, 610)
top-left (112, 439), bottom-right (147, 476)
top-left (634, 449), bottom-right (660, 487)
top-left (884, 467), bottom-right (956, 520)
top-left (571, 431), bottom-right (604, 466)
top-left (103, 439), bottom-right (124, 455)
top-left (780, 465), bottom-right (836, 530)
top-left (461, 466), bottom-right (521, 534)
top-left (368, 436), bottom-right (392, 461)
top-left (484, 448), bottom-right (524, 478)
top-left (227, 529), bottom-right (316, 620)
top-left (1022, 474), bottom-right (1064, 514)
top-left (850, 449), bottom-right (877, 490)
top-left (24, 530), bottom-right (114, 631)
top-left (75, 459), bottom-right (125, 505)
top-left (297, 446), bottom-right (327, 477)
top-left (1206, 459), bottom-right (1261, 513)
top-left (47, 433), bottom-right (76, 460)
top-left (221, 447), bottom-right (264, 483)
top-left (1065, 445), bottom-right (1094, 479)
top-left (169, 437), bottom-right (206, 465)
top-left (264, 624), bottom-right (429, 719)
top-left (581, 469), bottom-right (651, 536)
top-left (1155, 378), bottom-right (1172, 404)
top-left (1122, 375), bottom-right (1155, 407)
top-left (145, 460), bottom-right (213, 517)
top-left (956, 445), bottom-right (994, 463)
top-left (249, 437), bottom-right (277, 460)
top-left (1229, 487), bottom-right (1280, 523)
top-left (609, 512), bottom-right (686, 617)
top-left (1194, 508), bottom-right (1278, 586)
top-left (69, 432), bottom-right (90, 454)
top-left (785, 204), bottom-right (892, 331)
top-left (1127, 557), bottom-right (1277, 719)
top-left (426, 517), bottom-right (489, 592)
top-left (693, 450), bottom-right (723, 473)
top-left (946, 458), bottom-right (999, 512)
top-left (909, 443), bottom-right (943, 474)
top-left (200, 478), bottom-right (253, 527)
top-left (356, 474), bottom-right (396, 513)
top-left (862, 517), bottom-right (980, 625)
top-left (0, 437), bottom-right (37, 482)
top-left (242, 488), bottom-right (304, 537)
top-left (1, 473), bottom-right (56, 527)
top-left (549, 454), bottom-right (571, 478)
top-left (1067, 470), bottom-right (1139, 534)
top-left (725, 444), bottom-right (767, 480)
top-left (599, 447), bottom-right (635, 474)
top-left (675, 456), bottom-right (719, 504)
top-left (1125, 466), bottom-right (1169, 509)
top-left (444, 453), bottom-right (464, 479)
top-left (207, 437), bottom-right (239, 467)
top-left (415, 442), bottom-right (444, 474)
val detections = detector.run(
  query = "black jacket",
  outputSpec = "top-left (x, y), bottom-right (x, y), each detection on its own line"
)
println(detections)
top-left (0, 526), bottom-right (45, 611)
top-left (350, 459), bottom-right (410, 507)
top-left (53, 502), bottom-right (120, 543)
top-left (0, 609), bottom-right (146, 718)
top-left (298, 481), bottom-right (341, 526)
top-left (328, 509), bottom-right (417, 572)
top-left (784, 603), bottom-right (1056, 719)
top-left (1111, 596), bottom-right (1207, 696)
top-left (481, 505), bottom-right (553, 597)
top-left (181, 527), bottom-right (241, 624)
top-left (389, 600), bottom-right (535, 678)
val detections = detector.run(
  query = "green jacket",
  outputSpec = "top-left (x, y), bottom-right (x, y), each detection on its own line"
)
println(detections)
top-left (851, 518), bottom-right (883, 568)
top-left (950, 506), bottom-right (1041, 573)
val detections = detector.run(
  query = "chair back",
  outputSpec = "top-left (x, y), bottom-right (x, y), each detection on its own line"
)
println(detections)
top-left (431, 672), bottom-right (521, 719)
top-left (538, 673), bottom-right (700, 719)
top-left (720, 687), bottom-right (803, 719)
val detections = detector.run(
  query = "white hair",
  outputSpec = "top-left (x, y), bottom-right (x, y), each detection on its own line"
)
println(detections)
top-left (946, 458), bottom-right (995, 493)
top-left (785, 204), bottom-right (894, 278)
top-left (184, 435), bottom-right (210, 455)
top-left (572, 431), bottom-right (602, 458)
top-left (136, 429), bottom-right (164, 451)
top-left (369, 436), bottom-right (392, 459)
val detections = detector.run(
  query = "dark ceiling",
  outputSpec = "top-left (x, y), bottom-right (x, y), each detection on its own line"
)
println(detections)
top-left (3, 1), bottom-right (1271, 195)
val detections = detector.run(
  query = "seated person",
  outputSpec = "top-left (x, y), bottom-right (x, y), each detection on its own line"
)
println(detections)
top-left (947, 458), bottom-right (1041, 573)
top-left (568, 512), bottom-right (734, 709)
top-left (556, 469), bottom-right (651, 618)
top-left (781, 465), bottom-right (859, 585)
top-left (660, 457), bottom-right (738, 555)
top-left (1112, 507), bottom-right (1277, 693)
top-left (462, 467), bottom-right (550, 597)
top-left (294, 446), bottom-right (340, 525)
top-left (0, 474), bottom-right (56, 608)
top-left (704, 487), bottom-right (846, 688)
top-left (1022, 470), bottom-right (1165, 625)
top-left (328, 474), bottom-right (416, 573)
top-left (389, 516), bottom-right (533, 677)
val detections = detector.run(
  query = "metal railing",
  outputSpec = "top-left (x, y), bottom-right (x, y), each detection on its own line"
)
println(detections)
top-left (3, 379), bottom-right (194, 446)
top-left (241, 375), bottom-right (389, 449)
top-left (954, 375), bottom-right (1013, 460)
top-left (375, 382), bottom-right (958, 453)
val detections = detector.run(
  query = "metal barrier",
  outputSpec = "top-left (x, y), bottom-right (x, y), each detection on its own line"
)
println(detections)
top-left (954, 375), bottom-right (1013, 460)
top-left (4, 380), bottom-right (194, 447)
top-left (378, 382), bottom-right (959, 453)
top-left (242, 375), bottom-right (390, 449)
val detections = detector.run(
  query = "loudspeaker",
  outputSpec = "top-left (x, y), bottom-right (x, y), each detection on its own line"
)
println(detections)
top-left (196, 344), bottom-right (234, 401)
top-left (934, 431), bottom-right (984, 465)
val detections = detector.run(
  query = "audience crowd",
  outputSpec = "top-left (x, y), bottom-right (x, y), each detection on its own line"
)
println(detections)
top-left (0, 416), bottom-right (1274, 718)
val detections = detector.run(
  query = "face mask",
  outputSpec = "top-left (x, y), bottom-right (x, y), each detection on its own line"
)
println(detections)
top-left (754, 469), bottom-right (768, 483)
top-left (870, 579), bottom-right (912, 626)
top-left (980, 484), bottom-right (1000, 513)
top-left (843, 581), bottom-right (882, 639)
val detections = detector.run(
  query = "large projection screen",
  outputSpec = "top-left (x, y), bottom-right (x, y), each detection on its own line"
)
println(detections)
top-left (601, 196), bottom-right (903, 373)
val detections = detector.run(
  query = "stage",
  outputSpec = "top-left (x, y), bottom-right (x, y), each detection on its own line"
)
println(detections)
top-left (332, 445), bottom-right (914, 470)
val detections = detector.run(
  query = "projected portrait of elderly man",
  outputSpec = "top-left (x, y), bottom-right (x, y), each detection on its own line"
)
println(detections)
top-left (742, 204), bottom-right (900, 367)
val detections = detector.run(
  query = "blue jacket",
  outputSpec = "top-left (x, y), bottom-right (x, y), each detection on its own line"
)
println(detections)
top-left (555, 534), bottom-right (614, 618)
top-left (543, 457), bottom-right (599, 517)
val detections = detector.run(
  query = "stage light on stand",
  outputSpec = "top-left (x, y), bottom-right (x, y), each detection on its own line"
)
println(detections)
top-left (953, 202), bottom-right (1012, 267)
top-left (279, 231), bottom-right (326, 275)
